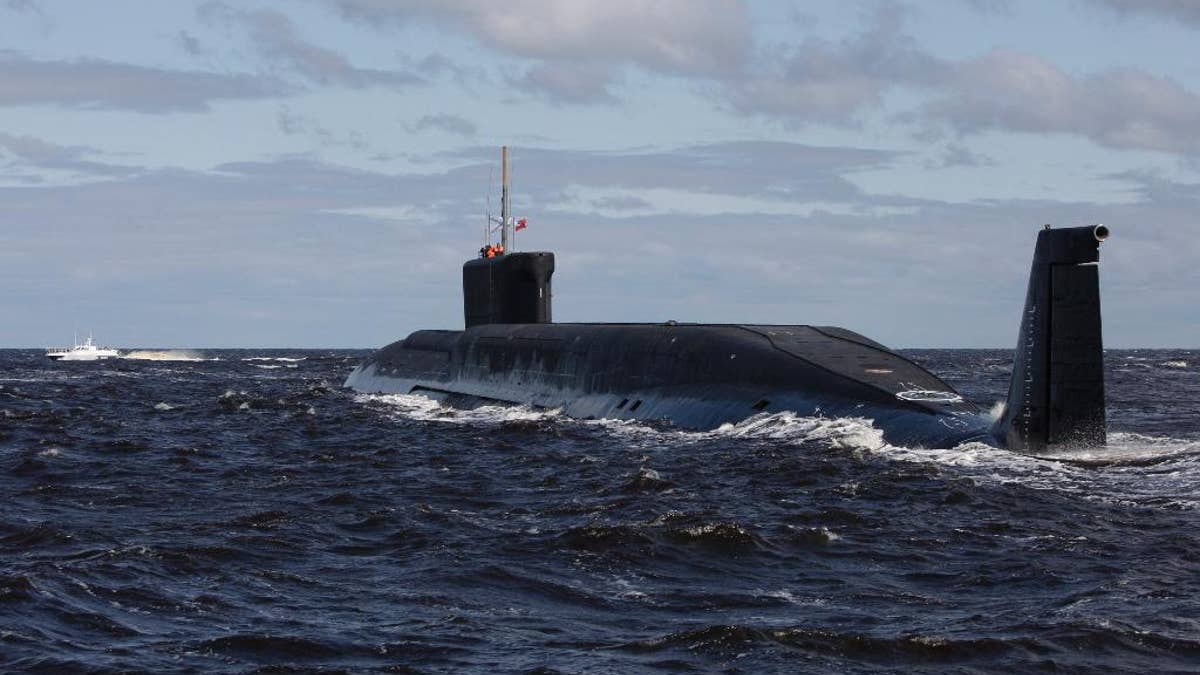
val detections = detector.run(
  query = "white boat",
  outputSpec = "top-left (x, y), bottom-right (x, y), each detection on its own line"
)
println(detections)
top-left (46, 334), bottom-right (121, 361)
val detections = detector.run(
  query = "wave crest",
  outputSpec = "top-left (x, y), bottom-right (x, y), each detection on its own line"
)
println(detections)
top-left (122, 350), bottom-right (212, 362)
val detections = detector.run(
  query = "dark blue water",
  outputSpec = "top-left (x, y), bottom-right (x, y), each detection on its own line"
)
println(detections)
top-left (2, 348), bottom-right (1198, 673)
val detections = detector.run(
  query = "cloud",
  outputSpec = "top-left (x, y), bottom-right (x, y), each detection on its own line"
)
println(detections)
top-left (446, 141), bottom-right (900, 205)
top-left (0, 144), bottom-right (1195, 347)
top-left (176, 30), bottom-right (205, 56)
top-left (0, 158), bottom-right (486, 346)
top-left (922, 142), bottom-right (995, 169)
top-left (0, 141), bottom-right (902, 346)
top-left (0, 133), bottom-right (84, 164)
top-left (199, 2), bottom-right (420, 89)
top-left (326, 0), bottom-right (750, 102)
top-left (3, 0), bottom-right (38, 12)
top-left (411, 114), bottom-right (477, 137)
top-left (590, 194), bottom-right (652, 211)
top-left (727, 4), bottom-right (944, 124)
top-left (1089, 0), bottom-right (1200, 26)
top-left (926, 51), bottom-right (1200, 154)
top-left (962, 0), bottom-right (1015, 15)
top-left (508, 61), bottom-right (618, 104)
top-left (275, 106), bottom-right (369, 149)
top-left (312, 1), bottom-right (1200, 155)
top-left (0, 52), bottom-right (288, 112)
top-left (1105, 169), bottom-right (1200, 208)
top-left (725, 8), bottom-right (1200, 156)
top-left (0, 132), bottom-right (139, 177)
top-left (408, 53), bottom-right (490, 88)
top-left (276, 106), bottom-right (306, 135)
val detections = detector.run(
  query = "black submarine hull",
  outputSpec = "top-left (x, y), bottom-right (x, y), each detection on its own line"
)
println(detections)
top-left (346, 322), bottom-right (995, 448)
top-left (346, 224), bottom-right (1108, 452)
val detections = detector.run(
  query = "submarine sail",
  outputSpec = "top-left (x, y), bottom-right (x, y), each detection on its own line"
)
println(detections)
top-left (346, 149), bottom-right (1110, 452)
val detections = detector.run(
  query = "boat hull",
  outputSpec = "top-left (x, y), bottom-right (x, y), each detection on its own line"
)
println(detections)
top-left (46, 350), bottom-right (120, 361)
top-left (346, 323), bottom-right (997, 448)
top-left (47, 350), bottom-right (119, 361)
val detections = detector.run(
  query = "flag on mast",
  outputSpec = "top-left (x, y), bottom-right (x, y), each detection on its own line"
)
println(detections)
top-left (515, 217), bottom-right (527, 231)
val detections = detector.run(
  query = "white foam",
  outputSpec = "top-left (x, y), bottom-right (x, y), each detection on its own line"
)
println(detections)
top-left (360, 395), bottom-right (886, 450)
top-left (358, 394), bottom-right (1200, 510)
top-left (869, 432), bottom-right (1200, 510)
top-left (754, 588), bottom-right (828, 606)
top-left (243, 357), bottom-right (306, 363)
top-left (122, 350), bottom-right (214, 362)
top-left (987, 400), bottom-right (1006, 422)
top-left (358, 393), bottom-right (563, 427)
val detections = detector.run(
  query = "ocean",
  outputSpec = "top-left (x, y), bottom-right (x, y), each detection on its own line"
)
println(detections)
top-left (1, 348), bottom-right (1198, 673)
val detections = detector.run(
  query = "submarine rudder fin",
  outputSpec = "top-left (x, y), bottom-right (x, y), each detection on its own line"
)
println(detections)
top-left (995, 224), bottom-right (1109, 452)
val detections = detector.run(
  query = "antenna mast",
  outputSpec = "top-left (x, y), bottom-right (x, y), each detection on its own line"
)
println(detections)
top-left (485, 166), bottom-right (494, 247)
top-left (500, 145), bottom-right (510, 252)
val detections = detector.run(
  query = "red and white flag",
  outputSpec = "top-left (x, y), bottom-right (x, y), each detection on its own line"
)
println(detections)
top-left (515, 217), bottom-right (527, 231)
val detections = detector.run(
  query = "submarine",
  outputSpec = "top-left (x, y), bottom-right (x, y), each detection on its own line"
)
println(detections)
top-left (347, 147), bottom-right (1110, 452)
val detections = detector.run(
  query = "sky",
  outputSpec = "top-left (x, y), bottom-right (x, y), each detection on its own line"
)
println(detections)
top-left (1, 0), bottom-right (1198, 348)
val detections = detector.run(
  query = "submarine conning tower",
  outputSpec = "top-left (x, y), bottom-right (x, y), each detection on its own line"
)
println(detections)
top-left (463, 145), bottom-right (554, 328)
top-left (463, 251), bottom-right (555, 327)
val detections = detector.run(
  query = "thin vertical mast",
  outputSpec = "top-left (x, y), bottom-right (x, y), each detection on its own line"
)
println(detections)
top-left (485, 167), bottom-right (493, 247)
top-left (500, 146), bottom-right (509, 252)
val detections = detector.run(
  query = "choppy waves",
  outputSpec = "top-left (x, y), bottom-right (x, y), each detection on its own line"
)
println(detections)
top-left (2, 348), bottom-right (1198, 672)
top-left (362, 391), bottom-right (1200, 509)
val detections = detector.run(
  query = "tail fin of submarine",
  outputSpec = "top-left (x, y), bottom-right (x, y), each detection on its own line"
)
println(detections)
top-left (995, 224), bottom-right (1109, 451)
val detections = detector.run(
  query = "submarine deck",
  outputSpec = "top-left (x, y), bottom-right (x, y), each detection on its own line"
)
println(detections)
top-left (347, 322), bottom-right (993, 445)
top-left (358, 322), bottom-right (974, 415)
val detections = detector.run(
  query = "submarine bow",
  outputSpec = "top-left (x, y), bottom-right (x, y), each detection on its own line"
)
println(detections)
top-left (346, 225), bottom-right (1109, 452)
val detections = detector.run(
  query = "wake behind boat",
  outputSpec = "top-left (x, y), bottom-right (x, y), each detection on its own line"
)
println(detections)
top-left (46, 334), bottom-right (120, 361)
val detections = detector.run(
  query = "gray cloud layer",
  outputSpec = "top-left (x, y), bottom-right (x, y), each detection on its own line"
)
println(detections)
top-left (0, 52), bottom-right (288, 112)
top-left (927, 52), bottom-right (1200, 154)
top-left (412, 114), bottom-right (477, 137)
top-left (315, 1), bottom-right (1200, 156)
top-left (5, 1), bottom-right (1199, 156)
top-left (1093, 0), bottom-right (1200, 25)
top-left (2, 3), bottom-right (1196, 346)
top-left (2, 143), bottom-right (1193, 347)
top-left (0, 133), bottom-right (139, 177)
top-left (445, 141), bottom-right (899, 206)
top-left (2, 0), bottom-right (39, 13)
top-left (729, 5), bottom-right (943, 124)
top-left (728, 6), bottom-right (1200, 155)
top-left (326, 0), bottom-right (751, 102)
top-left (199, 2), bottom-right (420, 89)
